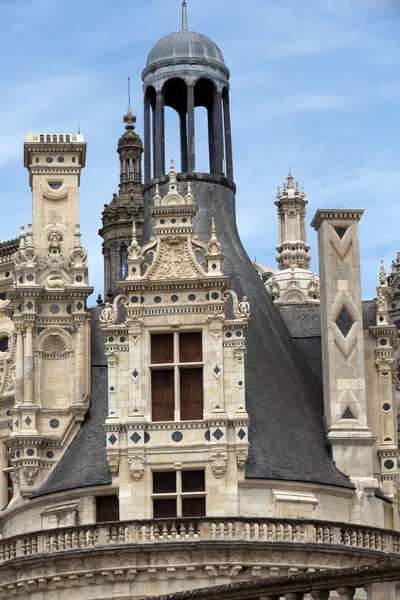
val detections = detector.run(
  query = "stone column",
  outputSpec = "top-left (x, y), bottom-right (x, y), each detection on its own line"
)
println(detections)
top-left (223, 90), bottom-right (234, 180)
top-left (311, 210), bottom-right (374, 480)
top-left (74, 322), bottom-right (84, 403)
top-left (24, 324), bottom-right (34, 404)
top-left (208, 106), bottom-right (215, 173)
top-left (180, 111), bottom-right (188, 173)
top-left (15, 325), bottom-right (24, 405)
top-left (155, 90), bottom-right (165, 177)
top-left (337, 587), bottom-right (356, 600)
top-left (144, 97), bottom-right (151, 182)
top-left (213, 88), bottom-right (224, 175)
top-left (187, 84), bottom-right (195, 172)
top-left (311, 591), bottom-right (330, 600)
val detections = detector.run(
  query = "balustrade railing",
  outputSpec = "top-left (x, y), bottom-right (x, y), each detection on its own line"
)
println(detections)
top-left (0, 517), bottom-right (398, 565)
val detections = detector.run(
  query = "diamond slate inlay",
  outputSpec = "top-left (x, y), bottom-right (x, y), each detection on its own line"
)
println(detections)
top-left (237, 428), bottom-right (246, 440)
top-left (335, 306), bottom-right (354, 338)
top-left (25, 416), bottom-right (32, 426)
top-left (130, 432), bottom-right (141, 444)
top-left (108, 434), bottom-right (117, 446)
top-left (213, 365), bottom-right (221, 376)
top-left (213, 428), bottom-right (224, 441)
top-left (26, 301), bottom-right (33, 310)
top-left (76, 301), bottom-right (83, 310)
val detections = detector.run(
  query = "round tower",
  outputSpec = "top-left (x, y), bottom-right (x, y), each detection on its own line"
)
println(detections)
top-left (140, 3), bottom-right (351, 491)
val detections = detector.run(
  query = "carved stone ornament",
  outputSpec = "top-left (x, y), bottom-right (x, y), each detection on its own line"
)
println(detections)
top-left (23, 466), bottom-right (39, 485)
top-left (46, 274), bottom-right (66, 289)
top-left (207, 314), bottom-right (225, 340)
top-left (108, 455), bottom-right (120, 475)
top-left (10, 469), bottom-right (20, 486)
top-left (224, 290), bottom-right (251, 320)
top-left (236, 448), bottom-right (248, 469)
top-left (211, 451), bottom-right (227, 478)
top-left (127, 453), bottom-right (145, 481)
top-left (125, 316), bottom-right (144, 333)
top-left (100, 294), bottom-right (127, 326)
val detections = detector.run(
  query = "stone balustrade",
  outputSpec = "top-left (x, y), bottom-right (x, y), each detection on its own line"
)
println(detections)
top-left (0, 517), bottom-right (399, 564)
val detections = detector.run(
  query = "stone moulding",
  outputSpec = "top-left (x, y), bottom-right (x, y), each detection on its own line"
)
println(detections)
top-left (0, 518), bottom-right (397, 598)
top-left (0, 517), bottom-right (400, 563)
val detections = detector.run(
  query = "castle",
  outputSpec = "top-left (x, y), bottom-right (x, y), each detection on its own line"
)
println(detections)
top-left (0, 3), bottom-right (399, 599)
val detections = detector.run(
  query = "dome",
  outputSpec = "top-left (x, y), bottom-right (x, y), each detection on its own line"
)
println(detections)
top-left (146, 30), bottom-right (226, 68)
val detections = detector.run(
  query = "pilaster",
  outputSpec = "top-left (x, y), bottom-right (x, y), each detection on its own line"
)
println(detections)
top-left (312, 210), bottom-right (375, 486)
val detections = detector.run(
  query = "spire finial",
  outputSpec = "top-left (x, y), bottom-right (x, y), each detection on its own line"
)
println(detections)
top-left (182, 1), bottom-right (188, 31)
top-left (127, 77), bottom-right (131, 109)
top-left (379, 259), bottom-right (387, 286)
top-left (287, 170), bottom-right (294, 189)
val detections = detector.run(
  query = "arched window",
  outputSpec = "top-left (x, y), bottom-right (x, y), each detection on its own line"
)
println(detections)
top-left (164, 78), bottom-right (188, 173)
top-left (120, 245), bottom-right (128, 280)
top-left (144, 86), bottom-right (156, 182)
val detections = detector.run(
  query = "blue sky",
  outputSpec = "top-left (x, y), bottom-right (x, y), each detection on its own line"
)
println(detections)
top-left (0, 0), bottom-right (399, 301)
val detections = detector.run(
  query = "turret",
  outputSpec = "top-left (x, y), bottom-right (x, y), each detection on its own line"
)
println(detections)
top-left (99, 107), bottom-right (144, 298)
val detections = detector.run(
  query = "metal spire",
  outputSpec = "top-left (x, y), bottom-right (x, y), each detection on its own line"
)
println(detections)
top-left (182, 1), bottom-right (188, 31)
top-left (127, 77), bottom-right (131, 109)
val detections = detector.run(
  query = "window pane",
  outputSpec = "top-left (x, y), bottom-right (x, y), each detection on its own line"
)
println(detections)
top-left (182, 470), bottom-right (205, 492)
top-left (153, 471), bottom-right (176, 493)
top-left (96, 496), bottom-right (120, 522)
top-left (154, 499), bottom-right (177, 518)
top-left (151, 333), bottom-right (174, 364)
top-left (151, 370), bottom-right (174, 421)
top-left (179, 332), bottom-right (202, 363)
top-left (182, 497), bottom-right (205, 517)
top-left (180, 368), bottom-right (203, 420)
top-left (120, 245), bottom-right (128, 280)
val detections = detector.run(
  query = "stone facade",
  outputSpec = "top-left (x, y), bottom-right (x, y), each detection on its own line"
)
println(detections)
top-left (0, 4), bottom-right (399, 599)
top-left (0, 133), bottom-right (93, 501)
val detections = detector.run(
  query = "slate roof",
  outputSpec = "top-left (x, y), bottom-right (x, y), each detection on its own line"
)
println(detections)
top-left (140, 176), bottom-right (353, 488)
top-left (33, 219), bottom-right (381, 495)
top-left (0, 238), bottom-right (18, 258)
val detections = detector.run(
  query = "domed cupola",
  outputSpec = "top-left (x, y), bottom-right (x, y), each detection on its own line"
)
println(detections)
top-left (142, 1), bottom-right (233, 181)
top-left (146, 30), bottom-right (226, 69)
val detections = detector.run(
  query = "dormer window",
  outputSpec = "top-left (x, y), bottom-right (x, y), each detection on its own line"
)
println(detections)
top-left (150, 332), bottom-right (203, 421)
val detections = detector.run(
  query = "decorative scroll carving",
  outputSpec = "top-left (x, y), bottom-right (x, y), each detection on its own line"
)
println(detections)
top-left (224, 290), bottom-right (251, 320)
top-left (100, 295), bottom-right (127, 326)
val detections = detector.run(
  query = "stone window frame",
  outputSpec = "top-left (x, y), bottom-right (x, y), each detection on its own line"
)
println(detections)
top-left (149, 330), bottom-right (204, 422)
top-left (151, 466), bottom-right (206, 518)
